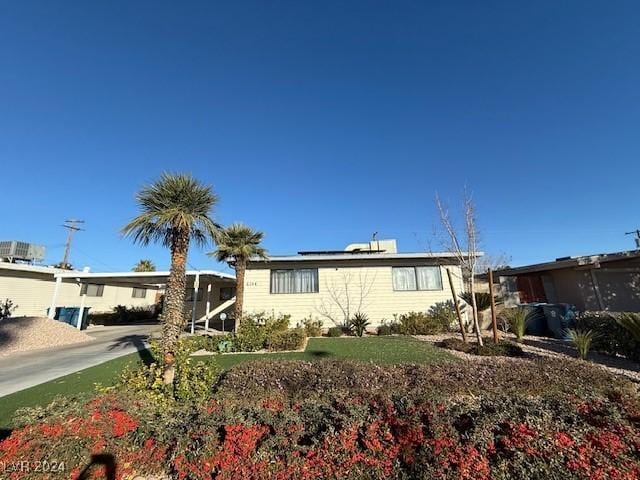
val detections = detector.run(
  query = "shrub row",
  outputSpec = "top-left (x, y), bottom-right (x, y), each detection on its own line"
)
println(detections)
top-left (4, 359), bottom-right (639, 479)
top-left (88, 304), bottom-right (159, 325)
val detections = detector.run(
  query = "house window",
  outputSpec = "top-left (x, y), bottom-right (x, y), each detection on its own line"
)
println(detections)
top-left (220, 286), bottom-right (235, 301)
top-left (81, 283), bottom-right (104, 297)
top-left (392, 266), bottom-right (442, 291)
top-left (186, 288), bottom-right (203, 302)
top-left (132, 287), bottom-right (147, 299)
top-left (270, 268), bottom-right (319, 294)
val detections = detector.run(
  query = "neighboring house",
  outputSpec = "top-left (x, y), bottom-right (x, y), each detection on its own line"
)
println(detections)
top-left (0, 262), bottom-right (159, 317)
top-left (495, 249), bottom-right (640, 312)
top-left (242, 239), bottom-right (468, 327)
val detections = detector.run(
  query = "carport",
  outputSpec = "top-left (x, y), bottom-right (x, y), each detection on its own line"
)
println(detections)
top-left (48, 269), bottom-right (236, 331)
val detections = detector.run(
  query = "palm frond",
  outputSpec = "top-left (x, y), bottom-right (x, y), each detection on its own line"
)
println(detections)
top-left (209, 223), bottom-right (267, 265)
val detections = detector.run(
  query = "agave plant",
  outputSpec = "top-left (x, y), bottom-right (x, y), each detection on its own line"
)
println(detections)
top-left (566, 328), bottom-right (599, 360)
top-left (459, 292), bottom-right (496, 312)
top-left (349, 312), bottom-right (371, 337)
top-left (614, 312), bottom-right (640, 341)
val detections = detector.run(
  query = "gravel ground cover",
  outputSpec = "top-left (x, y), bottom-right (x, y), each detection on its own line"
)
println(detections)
top-left (416, 332), bottom-right (640, 382)
top-left (0, 316), bottom-right (91, 356)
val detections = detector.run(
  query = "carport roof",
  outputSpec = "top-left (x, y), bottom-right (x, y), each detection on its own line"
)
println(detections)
top-left (53, 269), bottom-right (235, 287)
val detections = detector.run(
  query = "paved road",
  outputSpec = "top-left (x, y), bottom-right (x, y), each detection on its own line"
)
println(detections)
top-left (0, 324), bottom-right (160, 397)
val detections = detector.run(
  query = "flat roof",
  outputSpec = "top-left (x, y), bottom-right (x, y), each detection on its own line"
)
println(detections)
top-left (54, 269), bottom-right (235, 287)
top-left (0, 262), bottom-right (67, 275)
top-left (496, 249), bottom-right (640, 276)
top-left (250, 251), bottom-right (481, 263)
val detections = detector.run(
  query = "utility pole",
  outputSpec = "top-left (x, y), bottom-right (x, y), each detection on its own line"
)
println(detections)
top-left (61, 219), bottom-right (84, 268)
top-left (625, 229), bottom-right (640, 249)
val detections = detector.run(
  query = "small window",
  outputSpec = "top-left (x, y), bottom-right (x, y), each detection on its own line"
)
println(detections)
top-left (220, 286), bottom-right (235, 301)
top-left (81, 283), bottom-right (104, 297)
top-left (392, 266), bottom-right (442, 291)
top-left (186, 288), bottom-right (203, 302)
top-left (132, 287), bottom-right (147, 299)
top-left (270, 268), bottom-right (319, 294)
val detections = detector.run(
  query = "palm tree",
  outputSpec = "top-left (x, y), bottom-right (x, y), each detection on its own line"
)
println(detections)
top-left (122, 173), bottom-right (219, 384)
top-left (133, 259), bottom-right (156, 272)
top-left (209, 223), bottom-right (267, 330)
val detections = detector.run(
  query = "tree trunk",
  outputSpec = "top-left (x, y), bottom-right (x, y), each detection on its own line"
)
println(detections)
top-left (161, 231), bottom-right (190, 385)
top-left (469, 279), bottom-right (483, 346)
top-left (233, 261), bottom-right (246, 332)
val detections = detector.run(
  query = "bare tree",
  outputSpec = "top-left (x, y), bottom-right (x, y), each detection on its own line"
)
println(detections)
top-left (316, 269), bottom-right (376, 326)
top-left (436, 190), bottom-right (484, 346)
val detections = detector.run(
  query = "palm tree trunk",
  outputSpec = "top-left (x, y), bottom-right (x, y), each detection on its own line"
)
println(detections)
top-left (161, 231), bottom-right (190, 385)
top-left (234, 262), bottom-right (245, 332)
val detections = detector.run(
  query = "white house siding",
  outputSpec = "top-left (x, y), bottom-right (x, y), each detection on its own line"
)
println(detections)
top-left (242, 259), bottom-right (465, 328)
top-left (0, 267), bottom-right (157, 317)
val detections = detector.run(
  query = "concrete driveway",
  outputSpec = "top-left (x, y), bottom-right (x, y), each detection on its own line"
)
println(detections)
top-left (0, 323), bottom-right (160, 397)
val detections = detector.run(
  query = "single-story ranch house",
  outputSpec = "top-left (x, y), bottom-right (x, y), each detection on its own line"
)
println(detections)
top-left (242, 239), bottom-right (469, 327)
top-left (495, 249), bottom-right (640, 312)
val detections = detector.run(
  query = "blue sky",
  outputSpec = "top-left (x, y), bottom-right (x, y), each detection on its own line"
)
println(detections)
top-left (1, 1), bottom-right (639, 273)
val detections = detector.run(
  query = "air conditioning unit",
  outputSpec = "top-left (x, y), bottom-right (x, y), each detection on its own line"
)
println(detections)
top-left (0, 241), bottom-right (46, 262)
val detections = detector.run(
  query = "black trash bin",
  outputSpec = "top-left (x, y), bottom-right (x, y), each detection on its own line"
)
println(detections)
top-left (542, 304), bottom-right (576, 339)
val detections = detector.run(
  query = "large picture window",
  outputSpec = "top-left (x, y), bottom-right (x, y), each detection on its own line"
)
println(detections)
top-left (271, 268), bottom-right (319, 294)
top-left (392, 266), bottom-right (442, 291)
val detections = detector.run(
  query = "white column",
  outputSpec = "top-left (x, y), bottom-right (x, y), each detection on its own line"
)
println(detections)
top-left (205, 283), bottom-right (212, 333)
top-left (191, 272), bottom-right (200, 334)
top-left (77, 289), bottom-right (87, 330)
top-left (48, 276), bottom-right (62, 319)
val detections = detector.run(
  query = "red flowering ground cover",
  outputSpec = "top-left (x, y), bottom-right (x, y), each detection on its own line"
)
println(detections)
top-left (2, 359), bottom-right (639, 480)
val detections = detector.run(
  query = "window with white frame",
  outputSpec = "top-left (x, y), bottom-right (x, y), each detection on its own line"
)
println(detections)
top-left (132, 287), bottom-right (147, 298)
top-left (392, 266), bottom-right (442, 291)
top-left (81, 283), bottom-right (104, 297)
top-left (270, 268), bottom-right (319, 294)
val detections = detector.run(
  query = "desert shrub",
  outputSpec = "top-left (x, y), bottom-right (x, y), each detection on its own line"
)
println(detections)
top-left (300, 316), bottom-right (323, 337)
top-left (234, 318), bottom-right (267, 352)
top-left (576, 311), bottom-right (640, 361)
top-left (427, 300), bottom-right (458, 331)
top-left (396, 311), bottom-right (449, 335)
top-left (327, 326), bottom-right (343, 337)
top-left (501, 308), bottom-right (529, 342)
top-left (0, 298), bottom-right (17, 320)
top-left (114, 339), bottom-right (220, 404)
top-left (265, 328), bottom-right (306, 351)
top-left (377, 324), bottom-right (392, 335)
top-left (566, 328), bottom-right (599, 360)
top-left (440, 337), bottom-right (524, 357)
top-left (349, 312), bottom-right (370, 337)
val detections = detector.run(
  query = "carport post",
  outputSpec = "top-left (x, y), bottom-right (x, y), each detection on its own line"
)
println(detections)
top-left (77, 286), bottom-right (87, 330)
top-left (48, 276), bottom-right (62, 319)
top-left (205, 283), bottom-right (212, 333)
top-left (191, 272), bottom-right (200, 334)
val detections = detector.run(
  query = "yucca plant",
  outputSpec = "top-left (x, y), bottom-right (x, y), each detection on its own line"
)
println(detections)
top-left (459, 292), bottom-right (495, 312)
top-left (566, 328), bottom-right (599, 360)
top-left (501, 308), bottom-right (528, 343)
top-left (349, 312), bottom-right (371, 337)
top-left (614, 312), bottom-right (640, 341)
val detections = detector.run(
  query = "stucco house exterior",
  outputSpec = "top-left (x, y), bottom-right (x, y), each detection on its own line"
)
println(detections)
top-left (242, 239), bottom-right (468, 328)
top-left (495, 249), bottom-right (640, 312)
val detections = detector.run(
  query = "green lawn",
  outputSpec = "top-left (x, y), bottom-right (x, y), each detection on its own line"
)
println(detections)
top-left (0, 336), bottom-right (454, 429)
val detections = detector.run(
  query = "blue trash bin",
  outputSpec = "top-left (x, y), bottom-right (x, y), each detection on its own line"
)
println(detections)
top-left (46, 306), bottom-right (91, 330)
top-left (519, 303), bottom-right (548, 336)
top-left (542, 304), bottom-right (576, 339)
